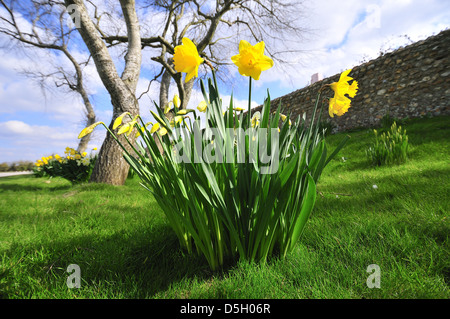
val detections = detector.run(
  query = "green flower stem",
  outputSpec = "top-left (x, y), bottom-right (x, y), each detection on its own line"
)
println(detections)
top-left (99, 123), bottom-right (133, 160)
top-left (248, 76), bottom-right (252, 128)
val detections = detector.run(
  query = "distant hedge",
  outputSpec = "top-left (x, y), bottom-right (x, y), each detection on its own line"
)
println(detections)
top-left (0, 161), bottom-right (34, 172)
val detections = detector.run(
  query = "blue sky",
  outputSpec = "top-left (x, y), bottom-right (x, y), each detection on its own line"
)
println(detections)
top-left (0, 0), bottom-right (449, 163)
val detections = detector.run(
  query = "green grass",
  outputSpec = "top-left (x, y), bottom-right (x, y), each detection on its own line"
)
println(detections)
top-left (0, 116), bottom-right (449, 299)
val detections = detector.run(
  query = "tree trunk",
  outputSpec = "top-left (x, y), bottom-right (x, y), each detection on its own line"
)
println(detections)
top-left (155, 64), bottom-right (194, 156)
top-left (181, 78), bottom-right (194, 109)
top-left (65, 0), bottom-right (141, 185)
top-left (90, 106), bottom-right (138, 185)
top-left (73, 59), bottom-right (97, 154)
top-left (159, 67), bottom-right (171, 109)
top-left (159, 58), bottom-right (194, 110)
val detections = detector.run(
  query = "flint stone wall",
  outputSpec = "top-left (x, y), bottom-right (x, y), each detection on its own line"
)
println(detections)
top-left (254, 29), bottom-right (450, 132)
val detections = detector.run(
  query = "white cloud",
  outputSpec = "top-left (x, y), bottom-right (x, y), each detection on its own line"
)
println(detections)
top-left (257, 0), bottom-right (450, 93)
top-left (1, 120), bottom-right (74, 140)
top-left (0, 120), bottom-right (81, 162)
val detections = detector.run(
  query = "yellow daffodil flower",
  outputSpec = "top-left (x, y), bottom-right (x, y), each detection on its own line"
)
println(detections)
top-left (150, 121), bottom-right (168, 136)
top-left (164, 102), bottom-right (173, 114)
top-left (176, 109), bottom-right (195, 117)
top-left (113, 112), bottom-right (131, 130)
top-left (173, 95), bottom-right (181, 109)
top-left (328, 69), bottom-right (358, 117)
top-left (279, 113), bottom-right (292, 126)
top-left (173, 38), bottom-right (204, 83)
top-left (117, 122), bottom-right (132, 135)
top-left (329, 69), bottom-right (353, 97)
top-left (135, 122), bottom-right (153, 138)
top-left (347, 81), bottom-right (358, 98)
top-left (231, 40), bottom-right (274, 80)
top-left (117, 115), bottom-right (139, 136)
top-left (135, 127), bottom-right (145, 138)
top-left (150, 123), bottom-right (160, 134)
top-left (159, 127), bottom-right (168, 136)
top-left (118, 120), bottom-right (137, 136)
top-left (78, 121), bottom-right (105, 139)
top-left (170, 115), bottom-right (183, 127)
top-left (197, 101), bottom-right (207, 112)
top-left (251, 111), bottom-right (261, 128)
top-left (329, 95), bottom-right (352, 118)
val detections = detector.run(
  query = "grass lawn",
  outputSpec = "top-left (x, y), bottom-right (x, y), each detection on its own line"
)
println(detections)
top-left (0, 116), bottom-right (448, 299)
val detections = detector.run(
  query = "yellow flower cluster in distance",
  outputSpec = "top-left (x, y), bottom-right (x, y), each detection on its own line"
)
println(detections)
top-left (64, 147), bottom-right (88, 161)
top-left (328, 69), bottom-right (359, 117)
top-left (35, 154), bottom-right (62, 167)
top-left (35, 147), bottom-right (92, 167)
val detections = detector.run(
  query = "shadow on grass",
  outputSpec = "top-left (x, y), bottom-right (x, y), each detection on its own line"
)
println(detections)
top-left (0, 175), bottom-right (72, 193)
top-left (0, 183), bottom-right (72, 193)
top-left (1, 222), bottom-right (239, 298)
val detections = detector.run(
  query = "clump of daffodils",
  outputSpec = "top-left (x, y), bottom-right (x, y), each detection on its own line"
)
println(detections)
top-left (79, 37), bottom-right (358, 270)
top-left (33, 147), bottom-right (97, 184)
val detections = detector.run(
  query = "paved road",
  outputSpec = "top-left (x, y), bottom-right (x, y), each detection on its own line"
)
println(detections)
top-left (0, 171), bottom-right (33, 178)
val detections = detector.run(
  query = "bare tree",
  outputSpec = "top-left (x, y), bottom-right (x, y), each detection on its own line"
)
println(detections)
top-left (1, 0), bottom-right (308, 185)
top-left (104, 0), bottom-right (309, 109)
top-left (62, 0), bottom-right (142, 185)
top-left (0, 0), bottom-right (97, 153)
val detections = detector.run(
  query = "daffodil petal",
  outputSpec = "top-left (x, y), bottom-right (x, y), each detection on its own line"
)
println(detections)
top-left (239, 40), bottom-right (252, 52)
top-left (150, 123), bottom-right (160, 134)
top-left (159, 127), bottom-right (168, 136)
top-left (258, 55), bottom-right (274, 71)
top-left (78, 121), bottom-right (104, 139)
top-left (113, 112), bottom-right (130, 130)
top-left (173, 38), bottom-right (203, 82)
top-left (253, 41), bottom-right (265, 55)
top-left (339, 69), bottom-right (353, 82)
